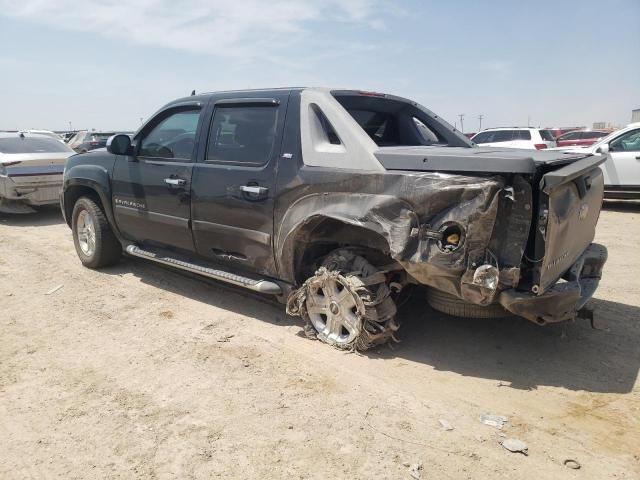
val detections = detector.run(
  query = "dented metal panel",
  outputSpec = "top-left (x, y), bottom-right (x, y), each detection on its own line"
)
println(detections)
top-left (274, 167), bottom-right (533, 307)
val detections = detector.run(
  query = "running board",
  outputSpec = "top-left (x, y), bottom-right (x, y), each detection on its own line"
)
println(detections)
top-left (125, 245), bottom-right (282, 295)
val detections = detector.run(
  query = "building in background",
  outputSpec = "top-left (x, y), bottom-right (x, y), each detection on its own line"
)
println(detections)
top-left (632, 109), bottom-right (640, 123)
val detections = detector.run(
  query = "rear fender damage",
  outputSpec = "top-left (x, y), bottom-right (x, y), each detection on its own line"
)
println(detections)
top-left (277, 172), bottom-right (534, 308)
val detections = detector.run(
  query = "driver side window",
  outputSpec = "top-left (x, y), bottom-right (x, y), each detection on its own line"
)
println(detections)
top-left (610, 129), bottom-right (640, 152)
top-left (139, 109), bottom-right (201, 160)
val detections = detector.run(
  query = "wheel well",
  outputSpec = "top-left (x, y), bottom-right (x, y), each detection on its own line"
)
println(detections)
top-left (292, 218), bottom-right (394, 283)
top-left (64, 186), bottom-right (103, 225)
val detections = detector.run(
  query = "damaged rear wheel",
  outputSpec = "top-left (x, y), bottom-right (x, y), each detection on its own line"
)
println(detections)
top-left (287, 249), bottom-right (398, 351)
top-left (426, 288), bottom-right (510, 319)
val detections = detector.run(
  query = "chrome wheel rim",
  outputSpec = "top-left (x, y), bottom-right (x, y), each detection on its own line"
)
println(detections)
top-left (77, 210), bottom-right (96, 256)
top-left (306, 275), bottom-right (363, 346)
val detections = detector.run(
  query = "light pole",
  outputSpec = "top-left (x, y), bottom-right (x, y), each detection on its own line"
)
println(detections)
top-left (478, 114), bottom-right (483, 131)
top-left (68, 121), bottom-right (72, 131)
top-left (458, 113), bottom-right (465, 133)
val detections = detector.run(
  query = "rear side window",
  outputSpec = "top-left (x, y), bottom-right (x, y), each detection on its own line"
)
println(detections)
top-left (0, 136), bottom-right (71, 154)
top-left (539, 130), bottom-right (555, 141)
top-left (582, 131), bottom-right (608, 139)
top-left (139, 109), bottom-right (201, 160)
top-left (472, 130), bottom-right (517, 143)
top-left (515, 130), bottom-right (532, 140)
top-left (559, 131), bottom-right (580, 140)
top-left (206, 106), bottom-right (278, 165)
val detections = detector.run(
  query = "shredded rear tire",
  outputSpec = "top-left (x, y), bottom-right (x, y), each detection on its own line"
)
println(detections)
top-left (426, 288), bottom-right (510, 319)
top-left (287, 249), bottom-right (399, 351)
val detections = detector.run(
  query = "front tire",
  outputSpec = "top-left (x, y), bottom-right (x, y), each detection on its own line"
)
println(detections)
top-left (71, 196), bottom-right (121, 268)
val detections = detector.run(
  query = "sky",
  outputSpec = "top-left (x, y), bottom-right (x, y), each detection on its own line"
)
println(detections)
top-left (0, 0), bottom-right (638, 132)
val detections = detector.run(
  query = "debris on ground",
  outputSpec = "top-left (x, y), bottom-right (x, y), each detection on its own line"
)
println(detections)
top-left (563, 459), bottom-right (581, 470)
top-left (45, 284), bottom-right (64, 295)
top-left (216, 334), bottom-right (235, 343)
top-left (480, 414), bottom-right (508, 429)
top-left (408, 462), bottom-right (423, 479)
top-left (438, 419), bottom-right (454, 431)
top-left (501, 438), bottom-right (528, 455)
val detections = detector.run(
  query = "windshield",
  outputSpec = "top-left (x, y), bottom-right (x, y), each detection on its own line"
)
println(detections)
top-left (0, 136), bottom-right (73, 154)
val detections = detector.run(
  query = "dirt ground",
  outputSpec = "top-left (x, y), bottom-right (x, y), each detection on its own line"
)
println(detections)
top-left (1, 203), bottom-right (639, 480)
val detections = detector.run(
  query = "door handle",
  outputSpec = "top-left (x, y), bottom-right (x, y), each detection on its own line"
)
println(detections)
top-left (164, 178), bottom-right (186, 186)
top-left (240, 185), bottom-right (268, 195)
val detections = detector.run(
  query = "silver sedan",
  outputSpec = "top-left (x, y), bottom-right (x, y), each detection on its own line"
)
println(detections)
top-left (0, 132), bottom-right (75, 213)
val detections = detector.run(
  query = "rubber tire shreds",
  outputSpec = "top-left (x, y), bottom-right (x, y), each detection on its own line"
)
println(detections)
top-left (72, 196), bottom-right (122, 269)
top-left (287, 249), bottom-right (399, 351)
top-left (426, 287), bottom-right (511, 319)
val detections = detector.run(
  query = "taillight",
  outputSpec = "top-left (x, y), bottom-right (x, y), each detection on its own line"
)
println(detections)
top-left (534, 144), bottom-right (547, 150)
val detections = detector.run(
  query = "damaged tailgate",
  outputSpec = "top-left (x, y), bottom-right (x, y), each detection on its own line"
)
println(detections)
top-left (530, 154), bottom-right (606, 293)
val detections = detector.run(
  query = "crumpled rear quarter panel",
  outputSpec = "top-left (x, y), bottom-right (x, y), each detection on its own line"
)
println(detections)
top-left (275, 168), bottom-right (532, 304)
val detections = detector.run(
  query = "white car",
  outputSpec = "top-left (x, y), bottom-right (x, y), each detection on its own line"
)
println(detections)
top-left (471, 127), bottom-right (557, 150)
top-left (0, 132), bottom-right (75, 213)
top-left (24, 129), bottom-right (64, 142)
top-left (555, 122), bottom-right (640, 199)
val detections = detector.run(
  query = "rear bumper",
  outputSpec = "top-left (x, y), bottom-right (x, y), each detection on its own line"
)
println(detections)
top-left (0, 176), bottom-right (62, 205)
top-left (498, 243), bottom-right (607, 324)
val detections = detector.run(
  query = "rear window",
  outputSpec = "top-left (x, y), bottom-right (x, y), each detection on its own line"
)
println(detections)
top-left (539, 130), bottom-right (555, 141)
top-left (332, 94), bottom-right (451, 147)
top-left (0, 136), bottom-right (71, 154)
top-left (347, 109), bottom-right (399, 146)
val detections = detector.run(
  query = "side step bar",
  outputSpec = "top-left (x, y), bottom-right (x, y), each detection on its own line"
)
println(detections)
top-left (125, 245), bottom-right (282, 295)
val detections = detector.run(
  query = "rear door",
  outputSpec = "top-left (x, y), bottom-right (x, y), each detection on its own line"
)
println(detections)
top-left (190, 92), bottom-right (289, 275)
top-left (111, 103), bottom-right (204, 253)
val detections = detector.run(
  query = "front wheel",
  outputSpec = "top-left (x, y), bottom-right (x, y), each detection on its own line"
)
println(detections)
top-left (71, 196), bottom-right (121, 268)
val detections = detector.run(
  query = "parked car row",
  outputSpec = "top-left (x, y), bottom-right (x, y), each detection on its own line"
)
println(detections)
top-left (1, 87), bottom-right (635, 352)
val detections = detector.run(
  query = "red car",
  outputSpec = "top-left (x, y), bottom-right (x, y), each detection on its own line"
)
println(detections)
top-left (556, 130), bottom-right (610, 147)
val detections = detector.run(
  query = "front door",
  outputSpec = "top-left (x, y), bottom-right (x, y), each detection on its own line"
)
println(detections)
top-left (112, 104), bottom-right (204, 253)
top-left (602, 127), bottom-right (640, 188)
top-left (190, 93), bottom-right (290, 275)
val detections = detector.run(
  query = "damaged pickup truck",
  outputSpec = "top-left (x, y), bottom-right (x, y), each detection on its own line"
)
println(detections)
top-left (60, 87), bottom-right (608, 350)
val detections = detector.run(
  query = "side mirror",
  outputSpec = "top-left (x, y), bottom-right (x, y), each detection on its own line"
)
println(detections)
top-left (106, 134), bottom-right (133, 155)
top-left (596, 143), bottom-right (610, 154)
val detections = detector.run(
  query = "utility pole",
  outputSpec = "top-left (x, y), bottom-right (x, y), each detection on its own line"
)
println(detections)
top-left (458, 113), bottom-right (465, 133)
top-left (478, 114), bottom-right (483, 131)
top-left (68, 121), bottom-right (72, 131)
